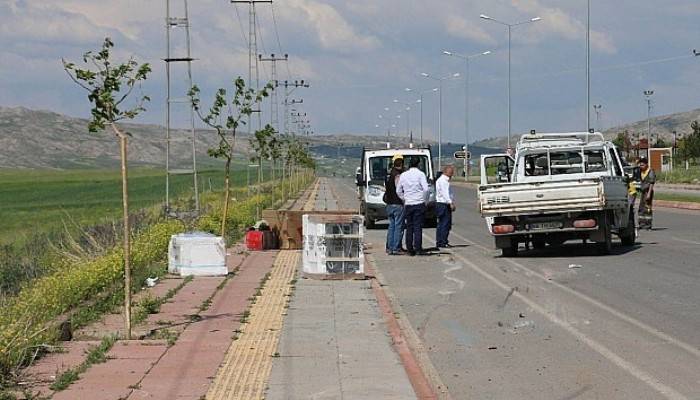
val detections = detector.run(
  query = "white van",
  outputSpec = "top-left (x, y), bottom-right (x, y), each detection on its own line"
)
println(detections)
top-left (355, 145), bottom-right (437, 228)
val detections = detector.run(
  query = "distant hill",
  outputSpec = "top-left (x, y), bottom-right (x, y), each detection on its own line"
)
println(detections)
top-left (472, 107), bottom-right (700, 149)
top-left (0, 106), bottom-right (237, 169)
top-left (0, 106), bottom-right (501, 169)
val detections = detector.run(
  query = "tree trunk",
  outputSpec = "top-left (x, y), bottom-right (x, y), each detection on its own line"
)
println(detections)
top-left (112, 125), bottom-right (131, 340)
top-left (221, 158), bottom-right (231, 237)
top-left (270, 163), bottom-right (275, 207)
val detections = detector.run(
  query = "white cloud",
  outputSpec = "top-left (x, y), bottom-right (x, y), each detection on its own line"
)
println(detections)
top-left (445, 15), bottom-right (497, 45)
top-left (0, 2), bottom-right (111, 45)
top-left (511, 0), bottom-right (617, 54)
top-left (283, 0), bottom-right (380, 52)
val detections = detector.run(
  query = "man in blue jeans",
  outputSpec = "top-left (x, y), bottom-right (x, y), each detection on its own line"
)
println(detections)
top-left (384, 155), bottom-right (405, 255)
top-left (397, 157), bottom-right (430, 256)
top-left (435, 165), bottom-right (456, 248)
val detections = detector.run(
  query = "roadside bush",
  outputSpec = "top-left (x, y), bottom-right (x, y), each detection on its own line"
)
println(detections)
top-left (0, 220), bottom-right (183, 377)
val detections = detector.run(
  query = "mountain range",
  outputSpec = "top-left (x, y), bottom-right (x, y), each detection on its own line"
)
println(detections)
top-left (2, 105), bottom-right (699, 169)
top-left (472, 107), bottom-right (700, 149)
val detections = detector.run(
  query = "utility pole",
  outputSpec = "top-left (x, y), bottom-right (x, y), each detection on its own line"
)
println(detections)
top-left (644, 90), bottom-right (654, 156)
top-left (282, 80), bottom-right (309, 135)
top-left (259, 53), bottom-right (288, 132)
top-left (165, 0), bottom-right (199, 216)
top-left (231, 0), bottom-right (272, 153)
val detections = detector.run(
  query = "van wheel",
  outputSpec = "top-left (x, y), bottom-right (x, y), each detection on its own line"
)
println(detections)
top-left (501, 239), bottom-right (518, 257)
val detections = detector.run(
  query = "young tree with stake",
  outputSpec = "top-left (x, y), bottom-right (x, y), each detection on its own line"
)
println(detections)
top-left (62, 37), bottom-right (151, 339)
top-left (189, 78), bottom-right (271, 237)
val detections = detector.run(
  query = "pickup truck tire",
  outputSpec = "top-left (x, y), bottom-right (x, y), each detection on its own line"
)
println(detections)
top-left (501, 239), bottom-right (518, 257)
top-left (597, 212), bottom-right (613, 255)
top-left (619, 209), bottom-right (636, 246)
top-left (364, 216), bottom-right (375, 229)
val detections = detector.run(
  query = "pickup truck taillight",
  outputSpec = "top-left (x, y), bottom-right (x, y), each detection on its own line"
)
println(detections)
top-left (573, 219), bottom-right (597, 228)
top-left (492, 224), bottom-right (515, 234)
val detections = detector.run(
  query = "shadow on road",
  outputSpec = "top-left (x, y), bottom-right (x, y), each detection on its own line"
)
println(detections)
top-left (512, 242), bottom-right (643, 258)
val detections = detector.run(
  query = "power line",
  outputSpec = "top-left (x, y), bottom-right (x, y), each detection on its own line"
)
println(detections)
top-left (232, 3), bottom-right (248, 46)
top-left (254, 9), bottom-right (270, 81)
top-left (270, 3), bottom-right (292, 79)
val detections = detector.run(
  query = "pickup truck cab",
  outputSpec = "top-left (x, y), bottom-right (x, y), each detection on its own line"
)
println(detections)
top-left (356, 145), bottom-right (437, 228)
top-left (478, 132), bottom-right (635, 256)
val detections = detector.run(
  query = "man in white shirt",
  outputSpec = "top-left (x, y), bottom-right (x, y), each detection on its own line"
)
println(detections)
top-left (435, 165), bottom-right (456, 248)
top-left (397, 157), bottom-right (430, 256)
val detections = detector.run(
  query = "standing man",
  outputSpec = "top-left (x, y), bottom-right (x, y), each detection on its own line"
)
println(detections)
top-left (435, 165), bottom-right (456, 248)
top-left (638, 157), bottom-right (656, 230)
top-left (397, 157), bottom-right (430, 256)
top-left (384, 155), bottom-right (405, 255)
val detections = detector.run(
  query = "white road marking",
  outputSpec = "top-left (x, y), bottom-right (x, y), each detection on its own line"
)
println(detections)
top-left (423, 234), bottom-right (689, 400)
top-left (439, 264), bottom-right (465, 297)
top-left (450, 231), bottom-right (700, 360)
top-left (671, 236), bottom-right (700, 246)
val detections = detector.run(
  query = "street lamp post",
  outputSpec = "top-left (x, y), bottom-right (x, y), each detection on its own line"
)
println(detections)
top-left (480, 13), bottom-right (541, 149)
top-left (443, 50), bottom-right (491, 178)
top-left (393, 99), bottom-right (412, 140)
top-left (421, 72), bottom-right (460, 170)
top-left (644, 90), bottom-right (654, 155)
top-left (405, 87), bottom-right (438, 146)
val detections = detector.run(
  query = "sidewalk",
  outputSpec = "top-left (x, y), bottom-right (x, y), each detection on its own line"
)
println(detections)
top-left (265, 179), bottom-right (416, 399)
top-left (22, 180), bottom-right (423, 399)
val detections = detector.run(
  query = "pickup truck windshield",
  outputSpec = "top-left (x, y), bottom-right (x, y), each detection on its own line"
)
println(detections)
top-left (369, 155), bottom-right (430, 183)
top-left (524, 149), bottom-right (607, 176)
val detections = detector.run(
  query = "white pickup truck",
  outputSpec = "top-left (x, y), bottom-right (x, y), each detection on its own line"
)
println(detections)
top-left (478, 132), bottom-right (635, 256)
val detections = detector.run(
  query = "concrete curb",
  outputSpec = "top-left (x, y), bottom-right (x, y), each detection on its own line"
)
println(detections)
top-left (654, 199), bottom-right (700, 211)
top-left (366, 254), bottom-right (453, 400)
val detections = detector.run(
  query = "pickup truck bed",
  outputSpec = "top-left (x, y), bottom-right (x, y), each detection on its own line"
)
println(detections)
top-left (480, 177), bottom-right (628, 217)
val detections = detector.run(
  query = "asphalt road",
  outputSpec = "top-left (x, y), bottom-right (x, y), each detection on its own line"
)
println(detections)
top-left (329, 178), bottom-right (700, 400)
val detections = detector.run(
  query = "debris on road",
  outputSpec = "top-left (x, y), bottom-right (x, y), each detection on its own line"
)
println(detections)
top-left (513, 320), bottom-right (535, 330)
top-left (488, 346), bottom-right (498, 350)
top-left (568, 264), bottom-right (583, 269)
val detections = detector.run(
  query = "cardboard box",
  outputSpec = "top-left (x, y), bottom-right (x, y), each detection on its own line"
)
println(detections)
top-left (262, 209), bottom-right (358, 250)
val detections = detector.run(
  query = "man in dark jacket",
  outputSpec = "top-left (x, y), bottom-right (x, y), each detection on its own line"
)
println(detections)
top-left (638, 157), bottom-right (656, 229)
top-left (384, 155), bottom-right (405, 255)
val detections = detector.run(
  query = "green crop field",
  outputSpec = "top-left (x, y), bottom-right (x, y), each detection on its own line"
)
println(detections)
top-left (0, 167), bottom-right (255, 245)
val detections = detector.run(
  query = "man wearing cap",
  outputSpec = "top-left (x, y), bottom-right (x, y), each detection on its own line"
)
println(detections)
top-left (397, 157), bottom-right (430, 256)
top-left (384, 155), bottom-right (405, 255)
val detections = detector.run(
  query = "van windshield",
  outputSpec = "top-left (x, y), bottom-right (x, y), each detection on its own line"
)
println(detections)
top-left (368, 155), bottom-right (430, 183)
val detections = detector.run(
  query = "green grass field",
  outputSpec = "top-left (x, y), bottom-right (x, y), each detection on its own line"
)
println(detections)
top-left (0, 167), bottom-right (255, 245)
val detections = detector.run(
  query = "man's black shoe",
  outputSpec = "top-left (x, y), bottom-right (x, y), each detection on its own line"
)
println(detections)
top-left (415, 250), bottom-right (429, 256)
top-left (408, 251), bottom-right (416, 257)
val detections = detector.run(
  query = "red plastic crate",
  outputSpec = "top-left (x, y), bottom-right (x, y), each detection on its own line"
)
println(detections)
top-left (245, 230), bottom-right (264, 251)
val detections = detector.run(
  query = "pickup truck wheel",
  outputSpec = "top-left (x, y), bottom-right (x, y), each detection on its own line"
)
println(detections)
top-left (619, 210), bottom-right (637, 246)
top-left (501, 239), bottom-right (518, 257)
top-left (597, 213), bottom-right (613, 255)
top-left (364, 216), bottom-right (375, 229)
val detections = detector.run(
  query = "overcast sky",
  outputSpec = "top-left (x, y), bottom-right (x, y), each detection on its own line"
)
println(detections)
top-left (1, 0), bottom-right (699, 143)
